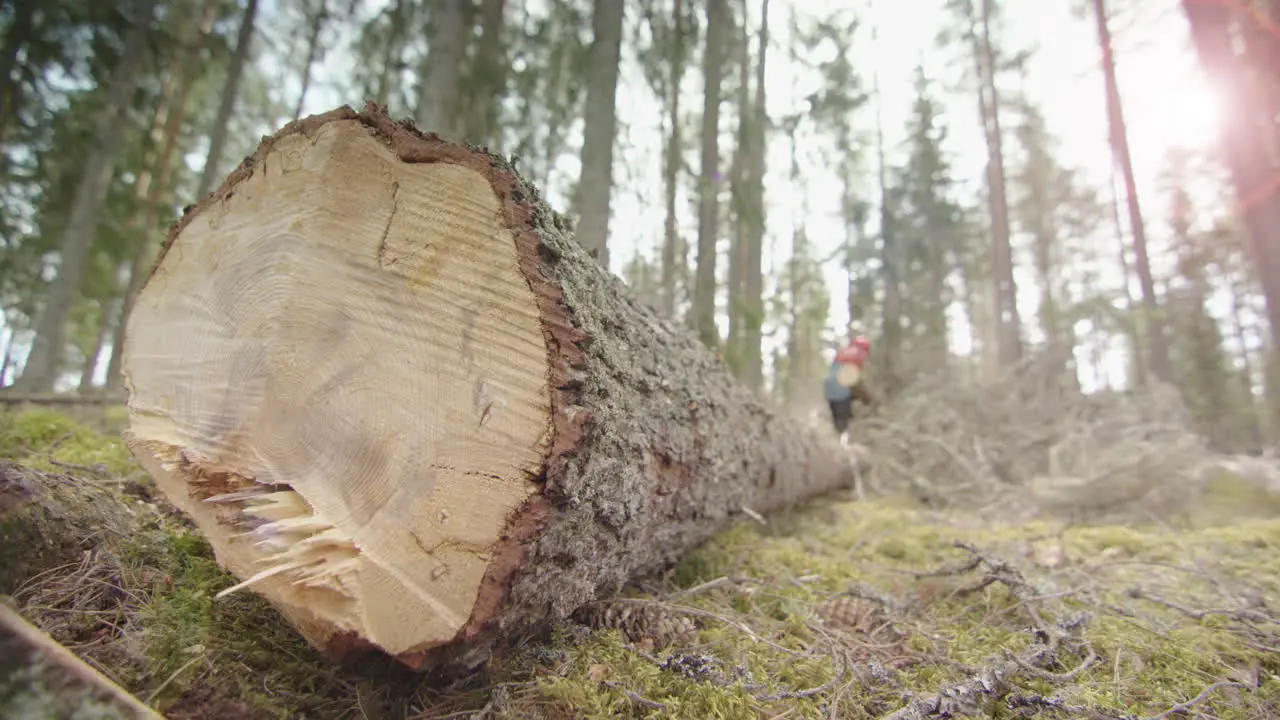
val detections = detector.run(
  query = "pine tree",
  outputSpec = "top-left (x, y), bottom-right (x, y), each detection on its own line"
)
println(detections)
top-left (889, 68), bottom-right (963, 380)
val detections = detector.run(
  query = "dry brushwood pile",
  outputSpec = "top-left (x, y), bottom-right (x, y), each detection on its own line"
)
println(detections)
top-left (854, 347), bottom-right (1214, 520)
top-left (2, 405), bottom-right (1279, 719)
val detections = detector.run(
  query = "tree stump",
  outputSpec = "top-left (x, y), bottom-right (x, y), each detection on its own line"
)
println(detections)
top-left (121, 104), bottom-right (856, 671)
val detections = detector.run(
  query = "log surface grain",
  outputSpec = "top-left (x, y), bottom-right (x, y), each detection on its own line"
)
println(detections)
top-left (124, 104), bottom-right (856, 671)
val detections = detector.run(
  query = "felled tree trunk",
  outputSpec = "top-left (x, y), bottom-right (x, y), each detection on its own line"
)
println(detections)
top-left (121, 104), bottom-right (856, 671)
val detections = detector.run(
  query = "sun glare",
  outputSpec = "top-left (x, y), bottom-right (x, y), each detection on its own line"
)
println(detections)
top-left (1155, 72), bottom-right (1224, 151)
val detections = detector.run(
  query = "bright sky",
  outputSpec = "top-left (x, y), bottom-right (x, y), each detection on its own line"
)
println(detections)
top-left (4, 0), bottom-right (1232, 392)
top-left (592, 0), bottom-right (1226, 392)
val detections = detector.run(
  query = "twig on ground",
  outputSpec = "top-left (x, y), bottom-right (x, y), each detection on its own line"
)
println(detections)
top-left (1003, 692), bottom-right (1121, 719)
top-left (47, 456), bottom-right (111, 477)
top-left (879, 537), bottom-right (1100, 720)
top-left (878, 653), bottom-right (1024, 720)
top-left (1007, 646), bottom-right (1097, 682)
top-left (602, 682), bottom-right (668, 710)
top-left (954, 541), bottom-right (1058, 645)
top-left (906, 555), bottom-right (982, 579)
top-left (1124, 587), bottom-right (1274, 624)
top-left (949, 575), bottom-right (998, 598)
top-left (754, 622), bottom-right (849, 702)
top-left (666, 576), bottom-right (761, 602)
top-left (1141, 681), bottom-right (1248, 720)
top-left (144, 654), bottom-right (206, 705)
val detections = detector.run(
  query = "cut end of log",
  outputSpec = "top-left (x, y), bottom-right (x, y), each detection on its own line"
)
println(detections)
top-left (121, 107), bottom-right (557, 657)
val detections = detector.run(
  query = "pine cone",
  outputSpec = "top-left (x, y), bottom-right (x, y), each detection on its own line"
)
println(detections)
top-left (816, 596), bottom-right (886, 634)
top-left (575, 601), bottom-right (700, 649)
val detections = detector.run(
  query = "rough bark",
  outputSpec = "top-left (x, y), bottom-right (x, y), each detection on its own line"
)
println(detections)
top-left (120, 104), bottom-right (858, 673)
top-left (416, 0), bottom-right (469, 139)
top-left (574, 0), bottom-right (625, 267)
top-left (660, 0), bottom-right (686, 319)
top-left (14, 0), bottom-right (157, 393)
top-left (693, 0), bottom-right (728, 348)
top-left (196, 0), bottom-right (259, 199)
top-left (1093, 0), bottom-right (1170, 384)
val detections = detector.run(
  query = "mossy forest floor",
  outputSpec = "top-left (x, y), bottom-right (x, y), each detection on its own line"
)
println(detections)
top-left (1, 405), bottom-right (1278, 719)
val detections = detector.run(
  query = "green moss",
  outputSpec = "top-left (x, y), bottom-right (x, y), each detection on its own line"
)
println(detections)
top-left (535, 628), bottom-right (825, 720)
top-left (0, 417), bottom-right (416, 719)
top-left (4, 408), bottom-right (1280, 719)
top-left (528, 495), bottom-right (1280, 719)
top-left (118, 528), bottom-right (415, 717)
top-left (1194, 471), bottom-right (1280, 526)
top-left (1061, 615), bottom-right (1272, 717)
top-left (0, 408), bottom-right (138, 476)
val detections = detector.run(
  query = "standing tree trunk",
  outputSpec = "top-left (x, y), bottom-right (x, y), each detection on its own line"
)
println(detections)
top-left (462, 0), bottom-right (507, 146)
top-left (416, 0), bottom-right (469, 139)
top-left (105, 0), bottom-right (219, 394)
top-left (1106, 165), bottom-right (1146, 386)
top-left (14, 0), bottom-right (158, 393)
top-left (870, 13), bottom-right (901, 393)
top-left (1181, 0), bottom-right (1280, 358)
top-left (692, 0), bottom-right (727, 349)
top-left (726, 2), bottom-right (751, 375)
top-left (741, 0), bottom-right (769, 389)
top-left (1093, 0), bottom-right (1170, 383)
top-left (1228, 266), bottom-right (1264, 450)
top-left (88, 44), bottom-right (193, 395)
top-left (969, 0), bottom-right (1020, 367)
top-left (573, 0), bottom-right (625, 267)
top-left (292, 0), bottom-right (328, 121)
top-left (120, 104), bottom-right (857, 672)
top-left (0, 0), bottom-right (36, 151)
top-left (956, 260), bottom-right (985, 382)
top-left (660, 0), bottom-right (686, 319)
top-left (196, 0), bottom-right (259, 199)
top-left (0, 329), bottom-right (12, 387)
top-left (374, 0), bottom-right (409, 109)
top-left (78, 310), bottom-right (110, 392)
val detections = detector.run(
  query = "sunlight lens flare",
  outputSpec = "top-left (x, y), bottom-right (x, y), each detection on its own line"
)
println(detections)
top-left (1158, 72), bottom-right (1224, 151)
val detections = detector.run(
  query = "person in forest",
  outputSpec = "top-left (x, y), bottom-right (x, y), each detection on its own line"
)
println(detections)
top-left (824, 335), bottom-right (876, 443)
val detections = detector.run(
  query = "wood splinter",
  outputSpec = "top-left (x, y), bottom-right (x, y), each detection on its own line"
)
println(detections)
top-left (121, 103), bottom-right (857, 672)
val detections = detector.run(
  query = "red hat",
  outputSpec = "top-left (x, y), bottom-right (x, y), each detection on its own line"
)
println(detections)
top-left (835, 336), bottom-right (871, 368)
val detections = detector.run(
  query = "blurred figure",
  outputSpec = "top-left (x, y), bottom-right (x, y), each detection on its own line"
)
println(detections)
top-left (824, 336), bottom-right (876, 443)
